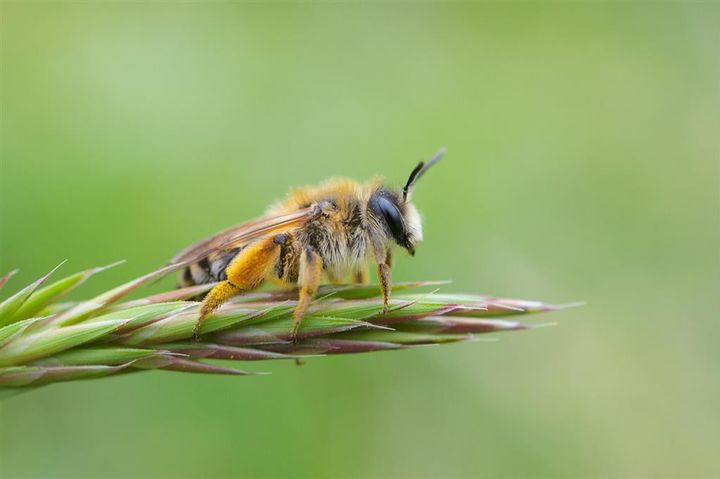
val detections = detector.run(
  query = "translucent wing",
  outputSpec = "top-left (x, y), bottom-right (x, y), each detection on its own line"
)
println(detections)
top-left (171, 207), bottom-right (312, 266)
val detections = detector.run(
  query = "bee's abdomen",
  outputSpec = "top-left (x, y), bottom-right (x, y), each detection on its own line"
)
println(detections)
top-left (180, 247), bottom-right (242, 287)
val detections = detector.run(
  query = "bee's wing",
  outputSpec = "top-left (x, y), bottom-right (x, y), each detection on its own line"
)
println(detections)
top-left (171, 208), bottom-right (312, 265)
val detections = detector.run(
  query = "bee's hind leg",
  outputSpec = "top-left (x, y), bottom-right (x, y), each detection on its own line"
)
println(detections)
top-left (193, 234), bottom-right (285, 340)
top-left (291, 245), bottom-right (323, 343)
top-left (195, 281), bottom-right (240, 338)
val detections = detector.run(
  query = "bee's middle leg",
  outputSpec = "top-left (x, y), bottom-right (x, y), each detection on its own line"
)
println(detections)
top-left (291, 245), bottom-right (323, 342)
top-left (326, 269), bottom-right (343, 285)
top-left (352, 264), bottom-right (369, 284)
top-left (193, 234), bottom-right (285, 339)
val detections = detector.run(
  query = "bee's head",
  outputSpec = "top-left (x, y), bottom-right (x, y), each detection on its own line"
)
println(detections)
top-left (367, 148), bottom-right (446, 255)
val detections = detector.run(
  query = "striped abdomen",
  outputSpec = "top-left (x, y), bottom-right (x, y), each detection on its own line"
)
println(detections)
top-left (180, 247), bottom-right (242, 287)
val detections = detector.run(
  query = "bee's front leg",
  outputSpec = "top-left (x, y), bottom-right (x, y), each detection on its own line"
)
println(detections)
top-left (371, 241), bottom-right (392, 314)
top-left (291, 245), bottom-right (323, 342)
top-left (376, 263), bottom-right (391, 314)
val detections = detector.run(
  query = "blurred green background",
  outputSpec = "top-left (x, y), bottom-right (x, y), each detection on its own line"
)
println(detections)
top-left (1, 2), bottom-right (719, 478)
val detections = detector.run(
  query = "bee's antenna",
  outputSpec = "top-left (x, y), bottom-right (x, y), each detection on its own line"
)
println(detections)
top-left (402, 147), bottom-right (447, 201)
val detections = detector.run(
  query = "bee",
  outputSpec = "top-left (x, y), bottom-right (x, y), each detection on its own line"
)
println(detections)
top-left (172, 148), bottom-right (446, 340)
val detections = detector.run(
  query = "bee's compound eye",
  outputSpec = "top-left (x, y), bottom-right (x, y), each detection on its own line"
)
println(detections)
top-left (374, 196), bottom-right (405, 241)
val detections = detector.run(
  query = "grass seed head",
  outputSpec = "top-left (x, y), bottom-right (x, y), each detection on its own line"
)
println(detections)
top-left (0, 263), bottom-right (577, 392)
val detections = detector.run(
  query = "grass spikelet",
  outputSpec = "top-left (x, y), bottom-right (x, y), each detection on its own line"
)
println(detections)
top-left (0, 263), bottom-right (577, 392)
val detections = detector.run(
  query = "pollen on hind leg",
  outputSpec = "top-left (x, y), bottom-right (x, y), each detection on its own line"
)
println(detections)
top-left (202, 281), bottom-right (240, 312)
top-left (193, 281), bottom-right (241, 339)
